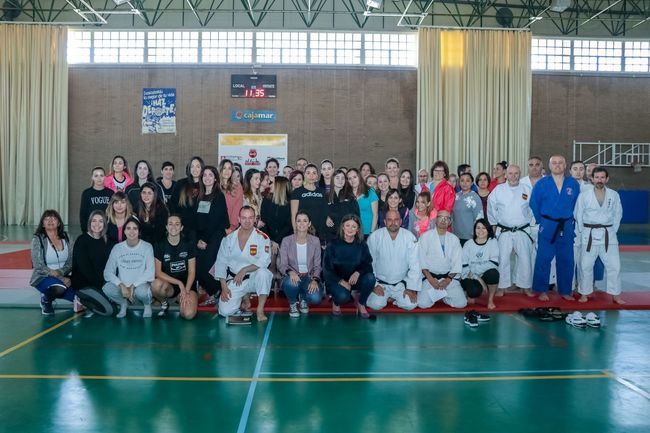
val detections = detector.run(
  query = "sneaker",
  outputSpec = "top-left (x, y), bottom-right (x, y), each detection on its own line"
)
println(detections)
top-left (289, 302), bottom-right (300, 318)
top-left (565, 311), bottom-right (587, 328)
top-left (73, 296), bottom-right (86, 313)
top-left (158, 300), bottom-right (169, 317)
top-left (116, 301), bottom-right (128, 318)
top-left (40, 295), bottom-right (54, 316)
top-left (585, 312), bottom-right (601, 328)
top-left (471, 311), bottom-right (491, 322)
top-left (464, 312), bottom-right (478, 328)
top-left (143, 304), bottom-right (152, 318)
top-left (199, 295), bottom-right (217, 307)
top-left (299, 299), bottom-right (309, 314)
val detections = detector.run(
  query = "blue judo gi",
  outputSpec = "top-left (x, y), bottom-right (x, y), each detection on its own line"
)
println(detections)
top-left (530, 175), bottom-right (580, 295)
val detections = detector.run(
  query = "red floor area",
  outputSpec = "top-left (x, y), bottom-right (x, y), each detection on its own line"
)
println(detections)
top-left (0, 249), bottom-right (32, 270)
top-left (197, 290), bottom-right (650, 313)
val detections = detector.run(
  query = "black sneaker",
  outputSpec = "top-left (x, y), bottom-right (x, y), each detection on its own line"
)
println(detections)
top-left (471, 310), bottom-right (491, 322)
top-left (464, 312), bottom-right (478, 328)
top-left (40, 295), bottom-right (54, 316)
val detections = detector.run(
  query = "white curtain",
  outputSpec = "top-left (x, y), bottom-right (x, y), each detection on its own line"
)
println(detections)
top-left (0, 24), bottom-right (68, 225)
top-left (417, 29), bottom-right (531, 175)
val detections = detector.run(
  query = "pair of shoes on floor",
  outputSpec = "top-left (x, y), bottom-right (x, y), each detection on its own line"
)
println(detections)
top-left (565, 311), bottom-right (601, 328)
top-left (464, 310), bottom-right (490, 328)
top-left (289, 299), bottom-right (310, 318)
top-left (519, 307), bottom-right (565, 321)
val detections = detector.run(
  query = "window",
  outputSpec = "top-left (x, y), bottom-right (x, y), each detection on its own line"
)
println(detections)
top-left (531, 38), bottom-right (571, 71)
top-left (202, 31), bottom-right (252, 64)
top-left (67, 30), bottom-right (92, 64)
top-left (365, 33), bottom-right (417, 67)
top-left (574, 40), bottom-right (622, 72)
top-left (94, 31), bottom-right (144, 63)
top-left (147, 32), bottom-right (198, 63)
top-left (257, 31), bottom-right (307, 64)
top-left (310, 32), bottom-right (361, 65)
top-left (624, 41), bottom-right (650, 72)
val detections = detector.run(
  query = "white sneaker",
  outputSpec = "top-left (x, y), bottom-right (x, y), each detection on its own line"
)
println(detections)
top-left (565, 311), bottom-right (586, 328)
top-left (73, 296), bottom-right (86, 313)
top-left (143, 304), bottom-right (152, 318)
top-left (289, 302), bottom-right (300, 318)
top-left (116, 301), bottom-right (128, 318)
top-left (299, 299), bottom-right (309, 314)
top-left (585, 312), bottom-right (601, 328)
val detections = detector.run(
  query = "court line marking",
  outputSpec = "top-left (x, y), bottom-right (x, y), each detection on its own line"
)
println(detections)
top-left (259, 369), bottom-right (606, 376)
top-left (0, 314), bottom-right (78, 359)
top-left (0, 373), bottom-right (609, 383)
top-left (603, 370), bottom-right (650, 400)
top-left (236, 313), bottom-right (275, 433)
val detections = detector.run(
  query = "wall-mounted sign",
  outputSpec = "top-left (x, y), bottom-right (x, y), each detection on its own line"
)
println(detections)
top-left (231, 74), bottom-right (277, 98)
top-left (218, 133), bottom-right (287, 174)
top-left (231, 110), bottom-right (277, 123)
top-left (142, 88), bottom-right (176, 134)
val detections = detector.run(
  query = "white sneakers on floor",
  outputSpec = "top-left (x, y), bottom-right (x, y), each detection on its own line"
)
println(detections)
top-left (565, 311), bottom-right (601, 328)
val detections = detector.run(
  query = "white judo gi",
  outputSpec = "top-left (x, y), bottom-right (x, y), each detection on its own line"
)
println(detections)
top-left (215, 228), bottom-right (273, 317)
top-left (573, 181), bottom-right (594, 287)
top-left (366, 228), bottom-right (421, 311)
top-left (417, 229), bottom-right (467, 309)
top-left (574, 186), bottom-right (623, 296)
top-left (487, 182), bottom-right (534, 290)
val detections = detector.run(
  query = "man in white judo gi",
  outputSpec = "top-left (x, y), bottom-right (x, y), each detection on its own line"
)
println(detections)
top-left (366, 209), bottom-right (420, 311)
top-left (487, 165), bottom-right (535, 297)
top-left (216, 206), bottom-right (273, 321)
top-left (574, 167), bottom-right (624, 304)
top-left (417, 210), bottom-right (467, 309)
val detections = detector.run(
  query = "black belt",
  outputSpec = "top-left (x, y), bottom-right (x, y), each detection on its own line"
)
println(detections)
top-left (227, 268), bottom-right (250, 282)
top-left (583, 223), bottom-right (613, 252)
top-left (422, 273), bottom-right (449, 282)
top-left (497, 223), bottom-right (534, 243)
top-left (377, 278), bottom-right (406, 287)
top-left (541, 214), bottom-right (572, 244)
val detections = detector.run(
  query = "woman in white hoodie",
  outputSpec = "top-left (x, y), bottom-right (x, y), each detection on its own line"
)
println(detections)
top-left (103, 216), bottom-right (155, 318)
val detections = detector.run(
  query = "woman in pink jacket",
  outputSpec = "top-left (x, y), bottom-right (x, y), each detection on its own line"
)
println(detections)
top-left (104, 155), bottom-right (134, 192)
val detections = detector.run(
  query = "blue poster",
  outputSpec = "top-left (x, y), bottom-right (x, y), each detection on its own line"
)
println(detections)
top-left (142, 88), bottom-right (176, 134)
top-left (231, 110), bottom-right (277, 123)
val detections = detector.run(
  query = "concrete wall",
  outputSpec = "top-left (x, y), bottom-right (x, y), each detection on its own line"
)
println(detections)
top-left (68, 67), bottom-right (650, 224)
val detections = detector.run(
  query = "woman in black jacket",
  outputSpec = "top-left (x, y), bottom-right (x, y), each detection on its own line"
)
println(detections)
top-left (194, 165), bottom-right (230, 305)
top-left (323, 214), bottom-right (375, 318)
top-left (326, 169), bottom-right (360, 242)
top-left (136, 182), bottom-right (169, 245)
top-left (72, 210), bottom-right (114, 316)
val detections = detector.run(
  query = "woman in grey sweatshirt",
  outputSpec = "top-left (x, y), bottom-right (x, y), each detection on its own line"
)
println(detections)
top-left (102, 216), bottom-right (155, 318)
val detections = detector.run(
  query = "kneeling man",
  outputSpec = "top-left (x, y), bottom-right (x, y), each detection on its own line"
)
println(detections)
top-left (216, 206), bottom-right (273, 321)
top-left (417, 210), bottom-right (467, 309)
top-left (367, 209), bottom-right (420, 311)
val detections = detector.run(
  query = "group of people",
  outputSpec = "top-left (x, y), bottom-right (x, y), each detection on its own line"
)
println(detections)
top-left (31, 153), bottom-right (624, 322)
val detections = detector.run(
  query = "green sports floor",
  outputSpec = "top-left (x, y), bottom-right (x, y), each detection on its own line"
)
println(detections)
top-left (1, 309), bottom-right (649, 433)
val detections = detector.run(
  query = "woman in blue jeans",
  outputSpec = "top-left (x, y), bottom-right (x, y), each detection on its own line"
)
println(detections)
top-left (278, 211), bottom-right (324, 317)
top-left (323, 214), bottom-right (376, 318)
top-left (30, 209), bottom-right (74, 315)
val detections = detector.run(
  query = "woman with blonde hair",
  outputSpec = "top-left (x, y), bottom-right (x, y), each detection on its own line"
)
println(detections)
top-left (106, 191), bottom-right (134, 247)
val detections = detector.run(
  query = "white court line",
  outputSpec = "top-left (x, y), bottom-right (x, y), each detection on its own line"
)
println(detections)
top-left (236, 313), bottom-right (275, 433)
top-left (606, 372), bottom-right (650, 400)
top-left (259, 369), bottom-right (606, 376)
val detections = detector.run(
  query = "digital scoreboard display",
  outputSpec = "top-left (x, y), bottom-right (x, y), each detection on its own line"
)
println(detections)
top-left (231, 74), bottom-right (277, 98)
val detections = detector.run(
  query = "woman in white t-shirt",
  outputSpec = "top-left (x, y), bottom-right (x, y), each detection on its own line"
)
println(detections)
top-left (30, 210), bottom-right (74, 315)
top-left (460, 218), bottom-right (500, 310)
top-left (278, 211), bottom-right (324, 318)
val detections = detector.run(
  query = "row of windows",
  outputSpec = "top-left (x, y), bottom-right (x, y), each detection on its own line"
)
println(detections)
top-left (69, 30), bottom-right (650, 73)
top-left (532, 38), bottom-right (650, 72)
top-left (68, 30), bottom-right (417, 67)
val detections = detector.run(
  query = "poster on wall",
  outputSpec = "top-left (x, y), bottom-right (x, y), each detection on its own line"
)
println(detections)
top-left (142, 88), bottom-right (177, 134)
top-left (218, 133), bottom-right (288, 174)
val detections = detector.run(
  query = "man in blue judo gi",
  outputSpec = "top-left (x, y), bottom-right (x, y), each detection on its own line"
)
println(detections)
top-left (530, 155), bottom-right (580, 301)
